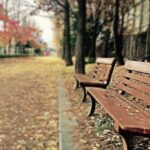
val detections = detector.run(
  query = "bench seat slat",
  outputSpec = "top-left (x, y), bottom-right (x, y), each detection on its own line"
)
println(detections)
top-left (118, 83), bottom-right (150, 103)
top-left (87, 87), bottom-right (150, 134)
top-left (113, 92), bottom-right (150, 118)
top-left (107, 92), bottom-right (150, 126)
top-left (90, 72), bottom-right (107, 81)
top-left (74, 73), bottom-right (107, 85)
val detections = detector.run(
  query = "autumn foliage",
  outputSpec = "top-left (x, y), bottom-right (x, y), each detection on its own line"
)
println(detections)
top-left (0, 3), bottom-right (41, 50)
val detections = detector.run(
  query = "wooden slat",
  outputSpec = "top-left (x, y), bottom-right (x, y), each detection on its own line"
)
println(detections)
top-left (93, 65), bottom-right (112, 81)
top-left (112, 91), bottom-right (150, 118)
top-left (96, 65), bottom-right (111, 71)
top-left (121, 77), bottom-right (150, 95)
top-left (87, 87), bottom-right (150, 134)
top-left (96, 57), bottom-right (116, 65)
top-left (118, 83), bottom-right (150, 103)
top-left (111, 95), bottom-right (150, 124)
top-left (125, 61), bottom-right (150, 74)
top-left (95, 66), bottom-right (106, 72)
top-left (74, 58), bottom-right (116, 87)
top-left (95, 64), bottom-right (110, 72)
top-left (122, 70), bottom-right (150, 84)
top-left (74, 73), bottom-right (107, 85)
top-left (95, 65), bottom-right (112, 79)
top-left (92, 73), bottom-right (107, 81)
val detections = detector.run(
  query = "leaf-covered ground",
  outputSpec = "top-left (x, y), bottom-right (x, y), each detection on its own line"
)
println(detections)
top-left (0, 57), bottom-right (59, 150)
top-left (0, 57), bottom-right (149, 150)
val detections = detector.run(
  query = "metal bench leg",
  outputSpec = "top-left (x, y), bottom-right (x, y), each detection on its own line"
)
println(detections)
top-left (87, 93), bottom-right (96, 117)
top-left (74, 79), bottom-right (79, 90)
top-left (120, 131), bottom-right (134, 150)
top-left (81, 86), bottom-right (86, 103)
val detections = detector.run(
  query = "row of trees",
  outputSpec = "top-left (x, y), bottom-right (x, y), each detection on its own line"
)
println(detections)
top-left (0, 2), bottom-right (42, 54)
top-left (36, 0), bottom-right (149, 73)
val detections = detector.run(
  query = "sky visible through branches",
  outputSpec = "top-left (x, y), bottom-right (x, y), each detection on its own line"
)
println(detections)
top-left (0, 0), bottom-right (55, 49)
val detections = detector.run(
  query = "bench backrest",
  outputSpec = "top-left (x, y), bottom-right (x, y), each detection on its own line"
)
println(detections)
top-left (89, 58), bottom-right (116, 85)
top-left (118, 61), bottom-right (150, 104)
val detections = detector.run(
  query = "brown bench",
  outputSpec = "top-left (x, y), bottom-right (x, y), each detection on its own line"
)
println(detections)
top-left (74, 57), bottom-right (116, 102)
top-left (86, 61), bottom-right (150, 150)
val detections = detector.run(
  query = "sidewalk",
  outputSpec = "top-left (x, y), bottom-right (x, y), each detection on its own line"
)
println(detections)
top-left (57, 73), bottom-right (79, 150)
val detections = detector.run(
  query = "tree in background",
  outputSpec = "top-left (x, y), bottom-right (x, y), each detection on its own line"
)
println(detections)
top-left (86, 0), bottom-right (102, 63)
top-left (63, 0), bottom-right (73, 66)
top-left (75, 0), bottom-right (87, 73)
top-left (0, 2), bottom-right (9, 53)
top-left (113, 0), bottom-right (124, 65)
top-left (53, 18), bottom-right (64, 56)
top-left (37, 0), bottom-right (73, 66)
top-left (36, 0), bottom-right (150, 67)
top-left (0, 2), bottom-right (42, 55)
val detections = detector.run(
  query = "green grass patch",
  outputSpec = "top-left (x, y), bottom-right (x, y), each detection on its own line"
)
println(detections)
top-left (0, 54), bottom-right (29, 58)
top-left (94, 114), bottom-right (113, 134)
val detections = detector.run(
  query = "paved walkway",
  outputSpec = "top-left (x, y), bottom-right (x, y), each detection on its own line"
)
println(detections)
top-left (57, 73), bottom-right (79, 150)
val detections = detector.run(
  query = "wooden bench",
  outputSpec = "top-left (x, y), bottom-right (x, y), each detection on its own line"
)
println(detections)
top-left (86, 61), bottom-right (150, 150)
top-left (74, 57), bottom-right (116, 102)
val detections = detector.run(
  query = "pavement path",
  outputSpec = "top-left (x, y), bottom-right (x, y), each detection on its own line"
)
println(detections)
top-left (57, 73), bottom-right (78, 150)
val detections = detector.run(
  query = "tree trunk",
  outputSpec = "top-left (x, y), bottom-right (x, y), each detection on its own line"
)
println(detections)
top-left (8, 38), bottom-right (11, 54)
top-left (103, 29), bottom-right (110, 57)
top-left (113, 0), bottom-right (124, 65)
top-left (87, 36), bottom-right (96, 63)
top-left (145, 0), bottom-right (150, 62)
top-left (22, 45), bottom-right (26, 54)
top-left (87, 16), bottom-right (101, 63)
top-left (15, 44), bottom-right (18, 54)
top-left (62, 31), bottom-right (66, 59)
top-left (75, 0), bottom-right (86, 73)
top-left (64, 0), bottom-right (73, 66)
top-left (3, 46), bottom-right (7, 54)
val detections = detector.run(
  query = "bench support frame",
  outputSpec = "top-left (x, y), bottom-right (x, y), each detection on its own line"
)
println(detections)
top-left (87, 93), bottom-right (96, 116)
top-left (74, 79), bottom-right (80, 90)
top-left (119, 130), bottom-right (150, 150)
top-left (81, 86), bottom-right (86, 103)
top-left (120, 130), bottom-right (134, 150)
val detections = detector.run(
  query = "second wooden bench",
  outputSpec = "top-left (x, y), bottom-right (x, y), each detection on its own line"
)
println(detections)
top-left (74, 57), bottom-right (116, 102)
